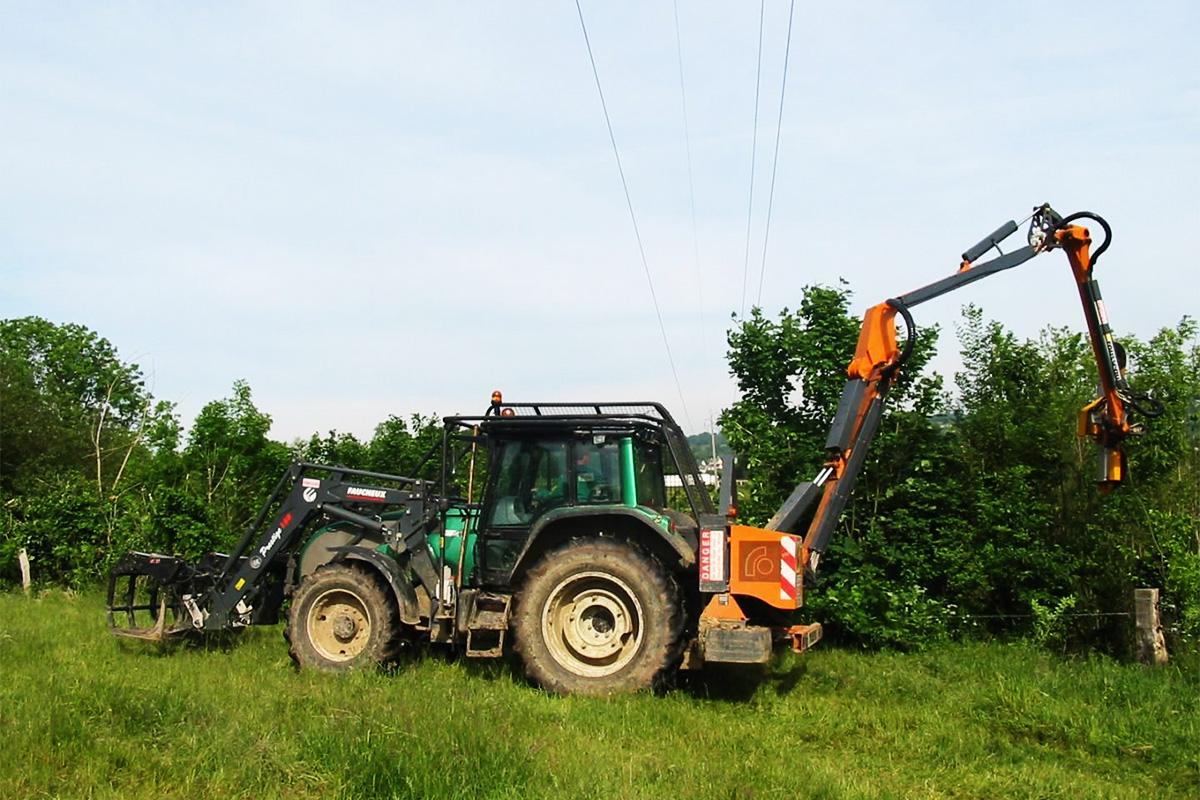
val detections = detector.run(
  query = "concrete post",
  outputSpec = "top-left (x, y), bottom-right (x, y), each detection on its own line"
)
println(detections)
top-left (1134, 588), bottom-right (1168, 666)
top-left (18, 548), bottom-right (31, 595)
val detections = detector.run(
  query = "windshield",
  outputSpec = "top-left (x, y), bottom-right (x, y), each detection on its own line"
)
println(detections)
top-left (486, 439), bottom-right (568, 526)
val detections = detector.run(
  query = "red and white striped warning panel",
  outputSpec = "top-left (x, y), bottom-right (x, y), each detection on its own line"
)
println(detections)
top-left (780, 534), bottom-right (798, 603)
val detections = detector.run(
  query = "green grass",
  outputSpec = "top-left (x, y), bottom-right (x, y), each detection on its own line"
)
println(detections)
top-left (0, 591), bottom-right (1196, 799)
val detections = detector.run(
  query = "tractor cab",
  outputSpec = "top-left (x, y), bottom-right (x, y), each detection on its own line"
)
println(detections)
top-left (436, 399), bottom-right (715, 588)
top-left (485, 435), bottom-right (636, 522)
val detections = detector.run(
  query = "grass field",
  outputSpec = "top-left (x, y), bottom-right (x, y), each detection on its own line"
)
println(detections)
top-left (0, 591), bottom-right (1196, 799)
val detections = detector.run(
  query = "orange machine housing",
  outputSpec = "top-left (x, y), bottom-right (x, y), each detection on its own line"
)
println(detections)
top-left (699, 525), bottom-right (821, 654)
top-left (727, 524), bottom-right (805, 610)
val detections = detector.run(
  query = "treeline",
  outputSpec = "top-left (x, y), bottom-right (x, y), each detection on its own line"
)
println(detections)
top-left (0, 317), bottom-right (439, 585)
top-left (2, 299), bottom-right (1197, 652)
top-left (722, 285), bottom-right (1199, 650)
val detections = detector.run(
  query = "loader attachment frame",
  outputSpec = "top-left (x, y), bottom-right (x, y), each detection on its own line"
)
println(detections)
top-left (106, 552), bottom-right (194, 641)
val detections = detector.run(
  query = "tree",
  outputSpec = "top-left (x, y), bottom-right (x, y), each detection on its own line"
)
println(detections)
top-left (364, 413), bottom-right (442, 478)
top-left (950, 310), bottom-right (1199, 643)
top-left (296, 430), bottom-right (368, 468)
top-left (1107, 318), bottom-right (1200, 637)
top-left (182, 380), bottom-right (290, 544)
top-left (0, 317), bottom-right (153, 495)
top-left (0, 318), bottom-right (174, 583)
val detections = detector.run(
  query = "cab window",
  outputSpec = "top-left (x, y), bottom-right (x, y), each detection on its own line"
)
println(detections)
top-left (632, 439), bottom-right (665, 509)
top-left (573, 438), bottom-right (622, 505)
top-left (486, 439), bottom-right (568, 526)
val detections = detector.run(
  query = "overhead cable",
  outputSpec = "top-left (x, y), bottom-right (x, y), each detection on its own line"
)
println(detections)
top-left (740, 0), bottom-right (766, 319)
top-left (672, 0), bottom-right (708, 358)
top-left (755, 0), bottom-right (797, 306)
top-left (574, 0), bottom-right (693, 430)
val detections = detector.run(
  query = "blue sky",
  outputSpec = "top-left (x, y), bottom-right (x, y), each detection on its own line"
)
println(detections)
top-left (3, 2), bottom-right (1197, 439)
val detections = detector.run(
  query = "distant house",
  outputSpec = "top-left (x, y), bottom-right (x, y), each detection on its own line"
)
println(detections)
top-left (665, 472), bottom-right (719, 488)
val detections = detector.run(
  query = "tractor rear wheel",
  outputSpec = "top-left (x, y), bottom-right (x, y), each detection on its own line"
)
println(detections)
top-left (512, 538), bottom-right (682, 695)
top-left (287, 562), bottom-right (398, 671)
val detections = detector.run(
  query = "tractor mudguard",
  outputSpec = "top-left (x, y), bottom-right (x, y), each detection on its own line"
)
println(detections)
top-left (325, 545), bottom-right (421, 626)
top-left (298, 522), bottom-right (384, 578)
top-left (511, 507), bottom-right (696, 580)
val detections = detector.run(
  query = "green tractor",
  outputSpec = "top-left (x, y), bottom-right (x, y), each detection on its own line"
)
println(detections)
top-left (109, 396), bottom-right (796, 695)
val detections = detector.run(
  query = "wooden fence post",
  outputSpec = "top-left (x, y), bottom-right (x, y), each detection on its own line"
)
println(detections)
top-left (17, 548), bottom-right (31, 595)
top-left (1134, 588), bottom-right (1168, 666)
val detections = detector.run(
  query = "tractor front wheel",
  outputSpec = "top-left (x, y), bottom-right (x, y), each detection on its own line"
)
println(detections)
top-left (512, 538), bottom-right (682, 695)
top-left (287, 563), bottom-right (398, 671)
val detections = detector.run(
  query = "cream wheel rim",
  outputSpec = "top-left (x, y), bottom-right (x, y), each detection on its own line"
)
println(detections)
top-left (541, 571), bottom-right (644, 678)
top-left (307, 588), bottom-right (373, 662)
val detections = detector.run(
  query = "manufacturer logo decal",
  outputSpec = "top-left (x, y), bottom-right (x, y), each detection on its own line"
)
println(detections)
top-left (734, 539), bottom-right (781, 584)
top-left (346, 486), bottom-right (387, 502)
top-left (257, 525), bottom-right (284, 559)
top-left (249, 556), bottom-right (262, 570)
top-left (303, 487), bottom-right (317, 502)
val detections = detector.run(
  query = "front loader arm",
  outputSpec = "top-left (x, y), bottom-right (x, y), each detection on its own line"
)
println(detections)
top-left (201, 463), bottom-right (439, 630)
top-left (108, 461), bottom-right (438, 639)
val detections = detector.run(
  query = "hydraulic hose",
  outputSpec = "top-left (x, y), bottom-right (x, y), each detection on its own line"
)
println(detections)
top-left (1054, 211), bottom-right (1112, 268)
top-left (883, 298), bottom-right (917, 378)
top-left (1125, 390), bottom-right (1166, 420)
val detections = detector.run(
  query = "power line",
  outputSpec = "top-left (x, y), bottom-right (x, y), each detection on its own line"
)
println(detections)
top-left (672, 0), bottom-right (708, 358)
top-left (755, 0), bottom-right (796, 307)
top-left (574, 0), bottom-right (692, 430)
top-left (963, 612), bottom-right (1131, 620)
top-left (739, 0), bottom-right (766, 319)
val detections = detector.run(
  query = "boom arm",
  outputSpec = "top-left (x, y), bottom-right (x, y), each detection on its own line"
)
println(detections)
top-left (767, 204), bottom-right (1155, 575)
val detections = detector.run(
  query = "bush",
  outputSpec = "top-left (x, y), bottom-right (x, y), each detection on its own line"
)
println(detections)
top-left (722, 291), bottom-right (1199, 650)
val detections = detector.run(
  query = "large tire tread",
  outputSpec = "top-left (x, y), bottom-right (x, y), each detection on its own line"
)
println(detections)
top-left (511, 537), bottom-right (683, 695)
top-left (286, 562), bottom-right (400, 671)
